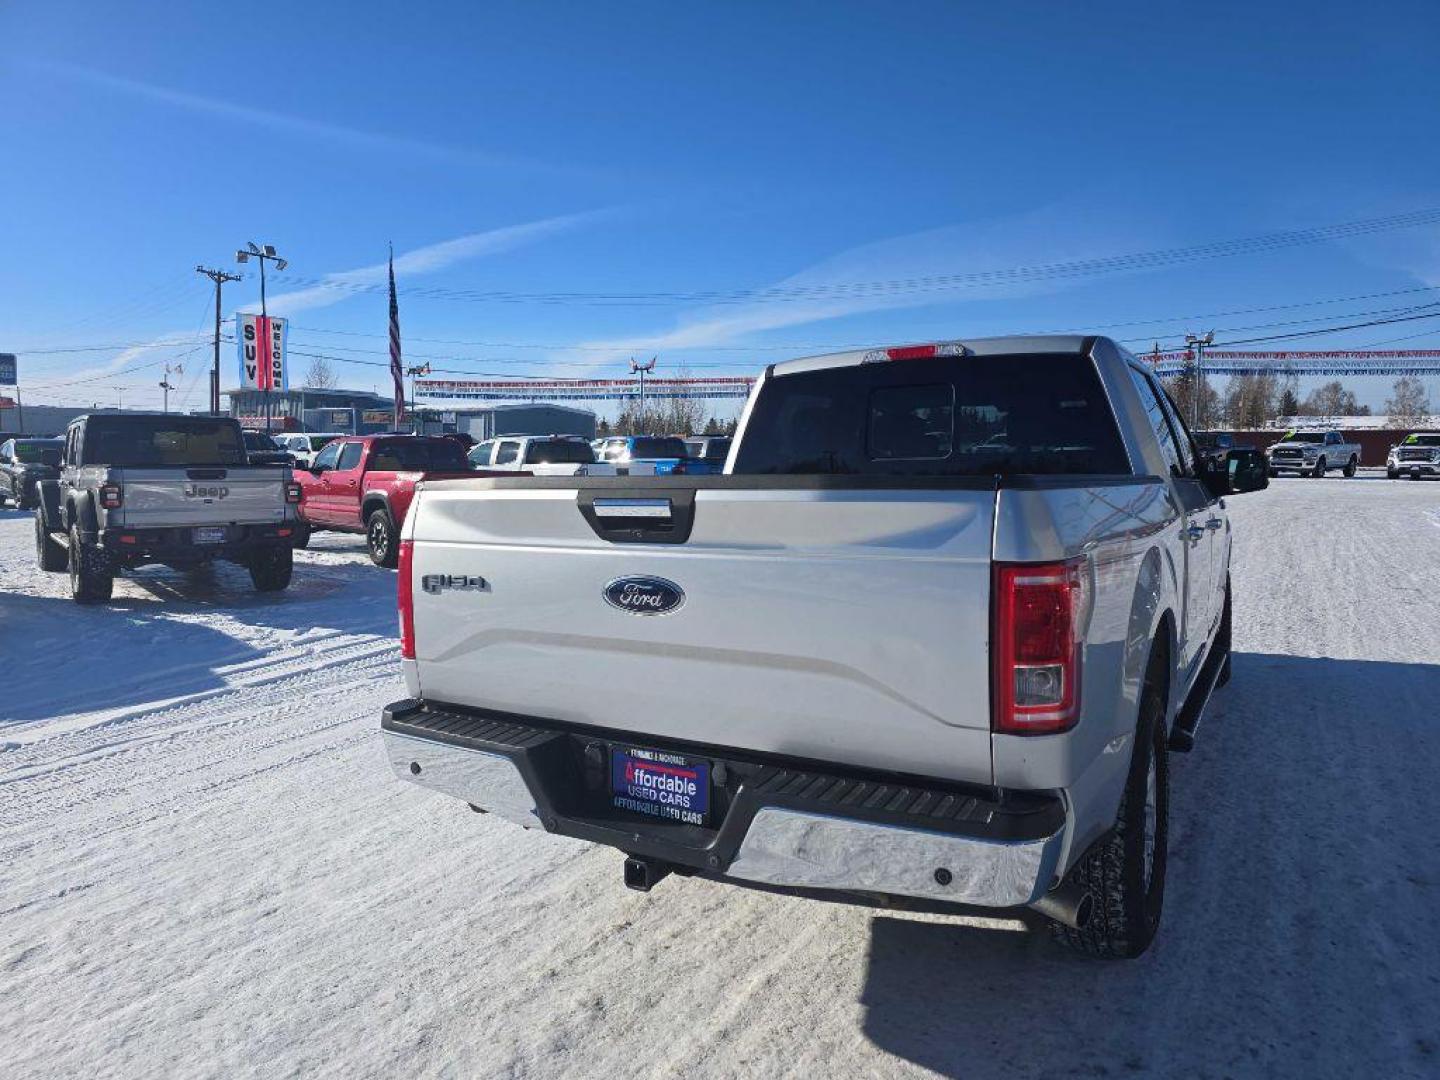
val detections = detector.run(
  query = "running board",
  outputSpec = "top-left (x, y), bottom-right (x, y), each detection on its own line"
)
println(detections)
top-left (1169, 641), bottom-right (1228, 753)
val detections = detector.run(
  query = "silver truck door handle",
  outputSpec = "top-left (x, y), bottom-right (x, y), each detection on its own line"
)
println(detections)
top-left (1205, 518), bottom-right (1223, 530)
top-left (1186, 524), bottom-right (1206, 541)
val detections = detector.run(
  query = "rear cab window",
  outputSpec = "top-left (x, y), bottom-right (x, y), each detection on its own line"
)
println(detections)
top-left (81, 417), bottom-right (247, 467)
top-left (732, 352), bottom-right (1130, 476)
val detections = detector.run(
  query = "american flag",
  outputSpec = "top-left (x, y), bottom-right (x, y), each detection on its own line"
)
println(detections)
top-left (389, 244), bottom-right (404, 423)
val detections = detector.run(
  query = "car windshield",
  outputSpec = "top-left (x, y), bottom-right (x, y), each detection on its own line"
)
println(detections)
top-left (368, 439), bottom-right (470, 471)
top-left (244, 432), bottom-right (282, 451)
top-left (524, 439), bottom-right (594, 464)
top-left (1279, 432), bottom-right (1326, 443)
top-left (731, 353), bottom-right (1129, 476)
top-left (1402, 434), bottom-right (1440, 446)
top-left (83, 417), bottom-right (247, 467)
top-left (12, 441), bottom-right (61, 466)
top-left (630, 437), bottom-right (689, 459)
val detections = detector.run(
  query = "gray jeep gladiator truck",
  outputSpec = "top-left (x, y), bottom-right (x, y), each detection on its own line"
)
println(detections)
top-left (381, 335), bottom-right (1268, 958)
top-left (35, 412), bottom-right (304, 603)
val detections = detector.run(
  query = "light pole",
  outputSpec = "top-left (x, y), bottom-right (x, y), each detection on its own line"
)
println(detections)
top-left (404, 363), bottom-right (431, 432)
top-left (630, 357), bottom-right (656, 434)
top-left (158, 362), bottom-right (180, 413)
top-left (235, 242), bottom-right (289, 432)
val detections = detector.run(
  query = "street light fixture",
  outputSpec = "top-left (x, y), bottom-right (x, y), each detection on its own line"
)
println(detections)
top-left (236, 241), bottom-right (290, 432)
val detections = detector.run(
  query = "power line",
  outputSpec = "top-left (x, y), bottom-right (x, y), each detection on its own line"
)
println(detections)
top-left (254, 207), bottom-right (1440, 308)
top-left (1212, 307), bottom-right (1440, 347)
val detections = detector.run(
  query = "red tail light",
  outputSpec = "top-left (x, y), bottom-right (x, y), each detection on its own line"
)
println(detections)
top-left (992, 558), bottom-right (1089, 734)
top-left (397, 539), bottom-right (416, 660)
top-left (99, 483), bottom-right (123, 509)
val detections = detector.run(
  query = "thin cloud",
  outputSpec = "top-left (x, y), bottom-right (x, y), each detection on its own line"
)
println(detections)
top-left (563, 205), bottom-right (1153, 370)
top-left (250, 210), bottom-right (617, 317)
top-left (34, 61), bottom-right (568, 175)
top-left (50, 212), bottom-right (615, 406)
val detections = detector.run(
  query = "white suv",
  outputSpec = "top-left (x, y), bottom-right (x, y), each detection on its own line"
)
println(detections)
top-left (277, 433), bottom-right (344, 468)
top-left (469, 435), bottom-right (617, 476)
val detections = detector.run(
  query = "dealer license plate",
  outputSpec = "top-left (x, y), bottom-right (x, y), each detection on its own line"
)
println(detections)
top-left (611, 746), bottom-right (710, 826)
top-left (194, 527), bottom-right (227, 545)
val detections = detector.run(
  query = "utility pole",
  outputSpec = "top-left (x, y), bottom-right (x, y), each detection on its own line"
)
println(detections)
top-left (196, 265), bottom-right (242, 416)
top-left (1184, 331), bottom-right (1215, 428)
top-left (630, 357), bottom-right (656, 434)
top-left (235, 242), bottom-right (289, 432)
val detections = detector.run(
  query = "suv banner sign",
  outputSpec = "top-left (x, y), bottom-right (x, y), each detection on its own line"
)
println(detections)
top-left (235, 315), bottom-right (288, 392)
top-left (0, 353), bottom-right (16, 385)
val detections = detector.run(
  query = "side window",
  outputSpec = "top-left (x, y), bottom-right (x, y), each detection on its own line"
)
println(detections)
top-left (336, 442), bottom-right (365, 471)
top-left (67, 427), bottom-right (80, 467)
top-left (0, 441), bottom-right (11, 462)
top-left (1326, 432), bottom-right (1340, 446)
top-left (494, 440), bottom-right (520, 465)
top-left (312, 440), bottom-right (342, 471)
top-left (471, 440), bottom-right (495, 466)
top-left (1126, 367), bottom-right (1185, 477)
top-left (1153, 384), bottom-right (1196, 475)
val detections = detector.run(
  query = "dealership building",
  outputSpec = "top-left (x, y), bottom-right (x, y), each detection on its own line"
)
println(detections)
top-left (225, 386), bottom-right (595, 439)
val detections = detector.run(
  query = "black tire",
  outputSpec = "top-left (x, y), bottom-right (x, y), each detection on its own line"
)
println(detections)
top-left (1387, 469), bottom-right (1399, 479)
top-left (1053, 650), bottom-right (1169, 959)
top-left (366, 509), bottom-right (398, 568)
top-left (1342, 456), bottom-right (1357, 478)
top-left (1267, 468), bottom-right (1278, 478)
top-left (248, 545), bottom-right (293, 592)
top-left (1312, 457), bottom-right (1326, 478)
top-left (35, 514), bottom-right (66, 572)
top-left (291, 523), bottom-right (311, 550)
top-left (68, 524), bottom-right (114, 604)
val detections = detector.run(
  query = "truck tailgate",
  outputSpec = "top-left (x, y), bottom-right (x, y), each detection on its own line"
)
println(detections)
top-left (115, 467), bottom-right (288, 526)
top-left (408, 482), bottom-right (997, 785)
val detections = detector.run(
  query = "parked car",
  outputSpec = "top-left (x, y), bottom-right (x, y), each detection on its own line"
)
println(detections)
top-left (382, 334), bottom-right (1268, 958)
top-left (593, 435), bottom-right (715, 475)
top-left (276, 432), bottom-right (343, 468)
top-left (1385, 432), bottom-right (1440, 479)
top-left (469, 434), bottom-right (617, 476)
top-left (0, 437), bottom-right (64, 510)
top-left (241, 429), bottom-right (297, 467)
top-left (1265, 429), bottom-right (1361, 477)
top-left (684, 436), bottom-right (733, 471)
top-left (292, 434), bottom-right (481, 566)
top-left (34, 413), bottom-right (302, 603)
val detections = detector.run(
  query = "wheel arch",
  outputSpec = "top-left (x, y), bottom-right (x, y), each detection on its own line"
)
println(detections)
top-left (361, 490), bottom-right (393, 523)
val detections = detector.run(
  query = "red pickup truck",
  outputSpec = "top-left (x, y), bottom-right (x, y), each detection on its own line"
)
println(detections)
top-left (293, 435), bottom-right (482, 566)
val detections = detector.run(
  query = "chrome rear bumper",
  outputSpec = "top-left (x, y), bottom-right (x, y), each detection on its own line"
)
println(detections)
top-left (382, 726), bottom-right (1065, 909)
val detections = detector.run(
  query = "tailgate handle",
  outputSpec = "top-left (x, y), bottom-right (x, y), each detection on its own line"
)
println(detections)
top-left (592, 498), bottom-right (672, 519)
top-left (187, 469), bottom-right (228, 480)
top-left (578, 488), bottom-right (695, 544)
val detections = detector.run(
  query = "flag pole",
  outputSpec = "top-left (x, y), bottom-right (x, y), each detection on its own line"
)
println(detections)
top-left (389, 243), bottom-right (402, 432)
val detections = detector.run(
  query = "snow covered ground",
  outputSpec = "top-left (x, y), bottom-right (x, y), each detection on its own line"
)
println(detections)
top-left (2, 479), bottom-right (1438, 1079)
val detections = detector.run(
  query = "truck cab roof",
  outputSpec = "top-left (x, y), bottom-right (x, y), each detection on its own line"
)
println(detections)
top-left (771, 335), bottom-right (1098, 377)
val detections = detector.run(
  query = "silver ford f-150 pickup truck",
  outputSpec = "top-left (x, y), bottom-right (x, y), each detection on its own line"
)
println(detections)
top-left (381, 335), bottom-right (1268, 958)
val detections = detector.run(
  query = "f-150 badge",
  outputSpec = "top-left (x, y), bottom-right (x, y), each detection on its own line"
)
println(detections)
top-left (421, 574), bottom-right (489, 595)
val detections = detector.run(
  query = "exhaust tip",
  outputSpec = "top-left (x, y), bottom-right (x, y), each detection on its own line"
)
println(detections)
top-left (1027, 881), bottom-right (1094, 930)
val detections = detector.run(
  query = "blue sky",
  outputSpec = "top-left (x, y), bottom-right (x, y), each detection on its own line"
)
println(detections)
top-left (3, 0), bottom-right (1439, 416)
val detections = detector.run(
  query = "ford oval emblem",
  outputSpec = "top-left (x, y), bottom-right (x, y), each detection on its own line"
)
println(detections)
top-left (604, 575), bottom-right (685, 616)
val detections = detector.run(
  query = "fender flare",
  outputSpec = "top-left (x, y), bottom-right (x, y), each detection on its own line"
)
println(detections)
top-left (1126, 544), bottom-right (1180, 733)
top-left (360, 490), bottom-right (394, 525)
top-left (37, 480), bottom-right (64, 533)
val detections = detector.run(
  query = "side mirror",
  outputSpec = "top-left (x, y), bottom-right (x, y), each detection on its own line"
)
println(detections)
top-left (309, 463), bottom-right (326, 475)
top-left (1201, 448), bottom-right (1268, 496)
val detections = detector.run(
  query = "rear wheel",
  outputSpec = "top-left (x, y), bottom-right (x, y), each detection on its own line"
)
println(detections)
top-left (1053, 650), bottom-right (1169, 959)
top-left (35, 514), bottom-right (66, 572)
top-left (248, 546), bottom-right (293, 592)
top-left (1343, 456), bottom-right (1357, 478)
top-left (366, 509), bottom-right (398, 568)
top-left (68, 524), bottom-right (114, 604)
